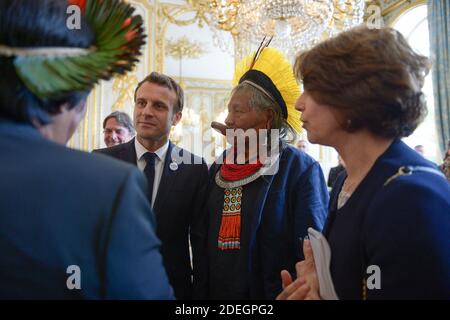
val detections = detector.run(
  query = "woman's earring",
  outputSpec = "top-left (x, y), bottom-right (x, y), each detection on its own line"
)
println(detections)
top-left (346, 119), bottom-right (352, 129)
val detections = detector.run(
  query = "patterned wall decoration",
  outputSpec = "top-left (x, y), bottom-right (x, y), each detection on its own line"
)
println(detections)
top-left (382, 0), bottom-right (427, 25)
top-left (356, 0), bottom-right (428, 30)
top-left (171, 77), bottom-right (232, 163)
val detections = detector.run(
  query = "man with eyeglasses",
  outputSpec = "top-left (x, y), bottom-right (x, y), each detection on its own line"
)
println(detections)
top-left (103, 111), bottom-right (135, 147)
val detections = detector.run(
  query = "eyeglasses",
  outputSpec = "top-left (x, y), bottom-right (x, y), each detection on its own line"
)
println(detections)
top-left (104, 128), bottom-right (126, 135)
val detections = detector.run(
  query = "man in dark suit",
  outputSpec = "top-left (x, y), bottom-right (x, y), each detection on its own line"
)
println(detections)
top-left (327, 155), bottom-right (346, 189)
top-left (95, 72), bottom-right (209, 300)
top-left (0, 0), bottom-right (172, 299)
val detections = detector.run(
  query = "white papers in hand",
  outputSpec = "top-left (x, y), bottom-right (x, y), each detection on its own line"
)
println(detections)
top-left (307, 227), bottom-right (339, 300)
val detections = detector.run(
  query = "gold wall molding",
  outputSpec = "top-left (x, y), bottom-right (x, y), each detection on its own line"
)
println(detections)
top-left (156, 2), bottom-right (211, 73)
top-left (111, 71), bottom-right (139, 112)
top-left (161, 2), bottom-right (209, 27)
top-left (382, 0), bottom-right (427, 26)
top-left (381, 0), bottom-right (424, 16)
top-left (155, 5), bottom-right (169, 72)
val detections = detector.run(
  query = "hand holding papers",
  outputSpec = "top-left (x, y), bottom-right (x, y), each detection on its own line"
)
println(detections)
top-left (307, 228), bottom-right (339, 300)
top-left (276, 228), bottom-right (338, 300)
top-left (276, 235), bottom-right (320, 300)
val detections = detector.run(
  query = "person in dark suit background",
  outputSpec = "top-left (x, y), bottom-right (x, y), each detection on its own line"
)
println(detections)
top-left (94, 72), bottom-right (209, 300)
top-left (0, 0), bottom-right (173, 299)
top-left (327, 155), bottom-right (346, 188)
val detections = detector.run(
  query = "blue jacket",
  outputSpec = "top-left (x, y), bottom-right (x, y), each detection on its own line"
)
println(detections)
top-left (0, 121), bottom-right (173, 299)
top-left (325, 140), bottom-right (450, 299)
top-left (196, 143), bottom-right (329, 299)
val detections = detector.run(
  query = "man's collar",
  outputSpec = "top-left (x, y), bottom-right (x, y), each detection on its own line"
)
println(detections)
top-left (135, 138), bottom-right (170, 162)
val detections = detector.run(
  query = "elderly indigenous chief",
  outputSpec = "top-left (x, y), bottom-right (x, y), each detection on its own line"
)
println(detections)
top-left (194, 45), bottom-right (329, 300)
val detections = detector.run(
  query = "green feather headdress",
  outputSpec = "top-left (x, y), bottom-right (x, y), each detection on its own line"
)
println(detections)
top-left (0, 0), bottom-right (146, 99)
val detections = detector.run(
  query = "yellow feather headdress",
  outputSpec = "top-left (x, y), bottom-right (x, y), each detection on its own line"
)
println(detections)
top-left (232, 46), bottom-right (302, 133)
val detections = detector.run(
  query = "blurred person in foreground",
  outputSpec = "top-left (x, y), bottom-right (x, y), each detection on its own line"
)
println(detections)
top-left (0, 0), bottom-right (172, 299)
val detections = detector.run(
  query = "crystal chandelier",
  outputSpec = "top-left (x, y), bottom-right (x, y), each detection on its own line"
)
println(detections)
top-left (209, 0), bottom-right (241, 35)
top-left (207, 0), bottom-right (366, 55)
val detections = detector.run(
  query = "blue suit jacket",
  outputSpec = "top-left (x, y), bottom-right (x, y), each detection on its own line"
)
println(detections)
top-left (0, 121), bottom-right (173, 299)
top-left (325, 140), bottom-right (450, 299)
top-left (196, 143), bottom-right (329, 299)
top-left (94, 139), bottom-right (209, 299)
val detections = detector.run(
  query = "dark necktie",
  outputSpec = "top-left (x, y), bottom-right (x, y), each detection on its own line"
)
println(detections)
top-left (143, 152), bottom-right (157, 205)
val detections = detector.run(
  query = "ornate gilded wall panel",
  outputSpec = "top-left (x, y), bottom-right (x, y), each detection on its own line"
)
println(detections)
top-left (382, 0), bottom-right (427, 26)
top-left (69, 0), bottom-right (233, 155)
top-left (171, 77), bottom-right (232, 163)
top-left (68, 0), bottom-right (421, 168)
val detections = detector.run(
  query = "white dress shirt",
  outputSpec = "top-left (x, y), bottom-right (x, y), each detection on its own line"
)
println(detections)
top-left (135, 138), bottom-right (169, 208)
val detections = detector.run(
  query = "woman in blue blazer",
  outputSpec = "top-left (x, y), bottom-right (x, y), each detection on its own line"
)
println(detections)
top-left (278, 26), bottom-right (450, 300)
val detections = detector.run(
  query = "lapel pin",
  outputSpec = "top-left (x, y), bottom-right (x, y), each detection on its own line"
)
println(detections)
top-left (169, 162), bottom-right (179, 171)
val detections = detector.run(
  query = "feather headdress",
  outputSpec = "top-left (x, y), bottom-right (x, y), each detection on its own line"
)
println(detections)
top-left (0, 0), bottom-right (146, 99)
top-left (232, 39), bottom-right (302, 133)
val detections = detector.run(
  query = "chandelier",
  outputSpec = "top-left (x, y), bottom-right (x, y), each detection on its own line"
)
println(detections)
top-left (207, 0), bottom-right (366, 55)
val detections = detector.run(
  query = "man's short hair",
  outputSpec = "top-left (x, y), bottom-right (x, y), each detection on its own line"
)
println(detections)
top-left (134, 72), bottom-right (184, 113)
top-left (103, 111), bottom-right (135, 134)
